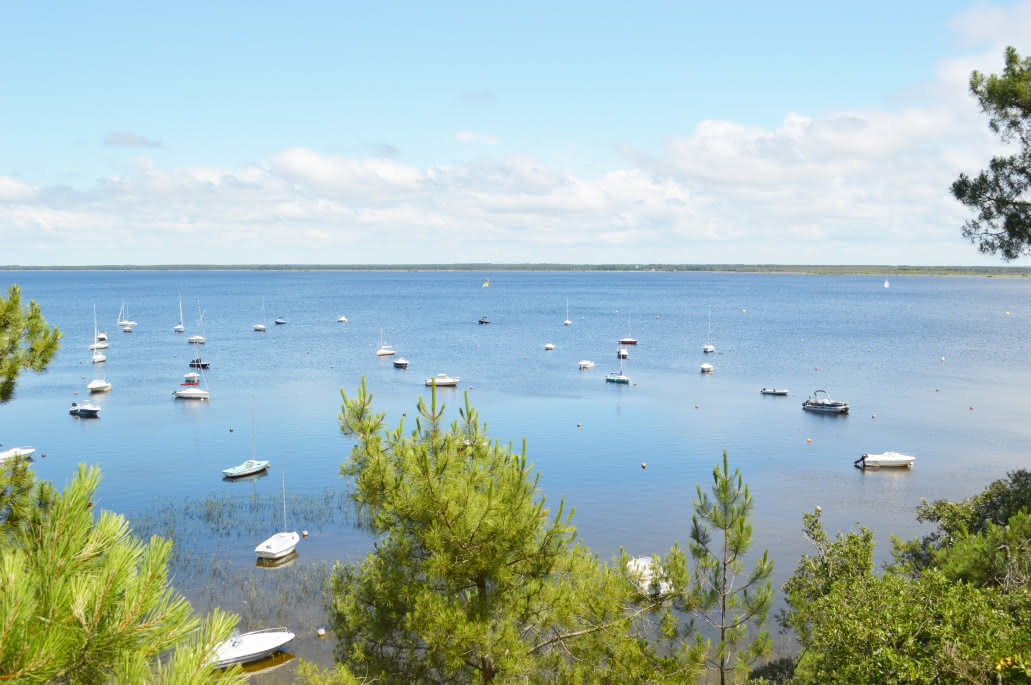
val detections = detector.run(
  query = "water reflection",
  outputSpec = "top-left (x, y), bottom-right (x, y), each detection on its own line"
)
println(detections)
top-left (256, 551), bottom-right (299, 569)
top-left (240, 650), bottom-right (295, 676)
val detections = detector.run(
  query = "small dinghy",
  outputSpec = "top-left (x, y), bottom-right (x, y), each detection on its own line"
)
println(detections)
top-left (802, 390), bottom-right (849, 414)
top-left (544, 343), bottom-right (555, 350)
top-left (425, 373), bottom-right (460, 387)
top-left (338, 315), bottom-right (348, 323)
top-left (274, 318), bottom-right (287, 325)
top-left (211, 628), bottom-right (295, 668)
top-left (69, 402), bottom-right (100, 417)
top-left (760, 387), bottom-right (789, 396)
top-left (478, 316), bottom-right (490, 324)
top-left (854, 451), bottom-right (915, 469)
top-left (223, 459), bottom-right (270, 478)
top-left (393, 358), bottom-right (409, 369)
top-left (699, 363), bottom-right (713, 374)
top-left (578, 360), bottom-right (595, 369)
top-left (0, 446), bottom-right (35, 463)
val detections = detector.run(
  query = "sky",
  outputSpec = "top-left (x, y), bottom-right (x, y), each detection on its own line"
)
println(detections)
top-left (2, 1), bottom-right (1031, 265)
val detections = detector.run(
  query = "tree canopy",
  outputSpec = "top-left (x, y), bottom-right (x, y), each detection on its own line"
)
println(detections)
top-left (952, 46), bottom-right (1031, 260)
top-left (0, 284), bottom-right (62, 404)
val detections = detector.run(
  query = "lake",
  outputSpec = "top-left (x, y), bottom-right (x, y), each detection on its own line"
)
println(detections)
top-left (3, 269), bottom-right (1030, 678)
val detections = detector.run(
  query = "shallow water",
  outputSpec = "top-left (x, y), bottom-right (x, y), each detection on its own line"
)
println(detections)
top-left (4, 270), bottom-right (1030, 678)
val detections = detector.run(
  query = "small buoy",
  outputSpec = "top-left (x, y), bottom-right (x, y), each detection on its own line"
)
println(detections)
top-left (970, 406), bottom-right (974, 410)
top-left (79, 361), bottom-right (83, 364)
top-left (330, 365), bottom-right (334, 368)
top-left (656, 315), bottom-right (659, 319)
top-left (81, 376), bottom-right (85, 380)
top-left (402, 412), bottom-right (406, 417)
top-left (742, 309), bottom-right (746, 313)
top-left (936, 388), bottom-right (939, 392)
top-left (524, 356), bottom-right (527, 359)
top-left (815, 367), bottom-right (819, 370)
top-left (41, 453), bottom-right (46, 458)
top-left (302, 530), bottom-right (309, 538)
top-left (317, 628), bottom-right (326, 638)
top-left (74, 392), bottom-right (78, 395)
top-left (1006, 312), bottom-right (1010, 316)
top-left (641, 462), bottom-right (646, 469)
top-left (695, 404), bottom-right (699, 409)
top-left (469, 386), bottom-right (474, 389)
top-left (807, 438), bottom-right (812, 443)
top-left (941, 357), bottom-right (945, 362)
top-left (577, 423), bottom-right (581, 427)
top-left (229, 428), bottom-right (234, 432)
top-left (815, 505), bottom-right (821, 513)
top-left (872, 415), bottom-right (876, 419)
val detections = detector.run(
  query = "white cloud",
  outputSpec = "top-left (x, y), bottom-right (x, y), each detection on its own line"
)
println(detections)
top-left (455, 131), bottom-right (498, 145)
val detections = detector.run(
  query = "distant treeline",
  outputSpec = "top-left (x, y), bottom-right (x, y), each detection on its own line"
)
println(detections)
top-left (2, 263), bottom-right (1030, 276)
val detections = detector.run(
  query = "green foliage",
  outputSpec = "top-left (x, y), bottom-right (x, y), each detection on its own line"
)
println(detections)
top-left (747, 656), bottom-right (795, 685)
top-left (326, 379), bottom-right (706, 684)
top-left (934, 511), bottom-right (1031, 590)
top-left (0, 284), bottom-right (62, 403)
top-left (689, 450), bottom-right (773, 685)
top-left (0, 461), bottom-right (242, 683)
top-left (952, 46), bottom-right (1031, 260)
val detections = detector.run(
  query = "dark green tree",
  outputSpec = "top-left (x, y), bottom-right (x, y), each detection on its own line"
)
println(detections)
top-left (688, 450), bottom-right (773, 685)
top-left (0, 284), bottom-right (62, 403)
top-left (325, 380), bottom-right (707, 684)
top-left (951, 47), bottom-right (1031, 259)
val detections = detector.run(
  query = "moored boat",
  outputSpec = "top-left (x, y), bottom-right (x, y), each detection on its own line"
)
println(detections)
top-left (0, 446), bottom-right (35, 462)
top-left (578, 360), bottom-right (595, 369)
top-left (223, 459), bottom-right (270, 478)
top-left (699, 362), bottom-right (713, 374)
top-left (393, 358), bottom-right (409, 369)
top-left (760, 388), bottom-right (789, 395)
top-left (425, 373), bottom-right (460, 387)
top-left (69, 402), bottom-right (101, 417)
top-left (212, 628), bottom-right (295, 668)
top-left (802, 390), bottom-right (849, 414)
top-left (854, 451), bottom-right (915, 469)
top-left (88, 378), bottom-right (112, 393)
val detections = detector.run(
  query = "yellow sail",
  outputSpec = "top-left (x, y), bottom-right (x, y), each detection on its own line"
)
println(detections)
top-left (483, 278), bottom-right (489, 288)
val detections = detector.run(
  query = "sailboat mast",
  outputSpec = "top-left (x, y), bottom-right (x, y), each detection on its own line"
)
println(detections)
top-left (179, 295), bottom-right (183, 326)
top-left (281, 455), bottom-right (287, 533)
top-left (251, 396), bottom-right (256, 459)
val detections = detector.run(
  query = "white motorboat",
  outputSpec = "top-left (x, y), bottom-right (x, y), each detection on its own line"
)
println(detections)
top-left (619, 308), bottom-right (638, 345)
top-left (88, 378), bottom-right (112, 393)
top-left (760, 388), bottom-right (789, 396)
top-left (563, 297), bottom-right (572, 326)
top-left (699, 363), bottom-right (713, 374)
top-left (211, 628), bottom-right (295, 668)
top-left (274, 317), bottom-right (287, 325)
top-left (174, 386), bottom-right (210, 400)
top-left (96, 330), bottom-right (107, 341)
top-left (338, 315), bottom-right (348, 323)
top-left (0, 446), bottom-right (35, 462)
top-left (255, 296), bottom-right (267, 332)
top-left (425, 373), bottom-right (460, 387)
top-left (183, 372), bottom-right (200, 385)
top-left (855, 451), bottom-right (915, 469)
top-left (174, 294), bottom-right (185, 332)
top-left (88, 341), bottom-right (108, 350)
top-left (617, 347), bottom-right (629, 359)
top-left (122, 326), bottom-right (133, 333)
top-left (376, 329), bottom-right (395, 356)
top-left (802, 390), bottom-right (849, 414)
top-left (255, 459), bottom-right (299, 560)
top-left (478, 316), bottom-right (490, 324)
top-left (703, 307), bottom-right (715, 353)
top-left (394, 358), bottom-right (409, 369)
top-left (578, 360), bottom-right (595, 369)
top-left (69, 402), bottom-right (100, 417)
top-left (626, 556), bottom-right (671, 596)
top-left (187, 334), bottom-right (206, 344)
top-left (544, 343), bottom-right (555, 350)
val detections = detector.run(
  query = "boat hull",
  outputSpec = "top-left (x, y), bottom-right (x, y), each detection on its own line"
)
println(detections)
top-left (856, 452), bottom-right (915, 469)
top-left (255, 531), bottom-right (300, 559)
top-left (223, 460), bottom-right (270, 478)
top-left (802, 403), bottom-right (848, 414)
top-left (760, 388), bottom-right (789, 396)
top-left (213, 630), bottom-right (295, 668)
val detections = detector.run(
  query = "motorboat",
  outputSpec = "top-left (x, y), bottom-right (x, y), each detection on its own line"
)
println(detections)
top-left (393, 358), bottom-right (409, 369)
top-left (69, 402), bottom-right (100, 417)
top-left (255, 460), bottom-right (299, 560)
top-left (89, 306), bottom-right (108, 356)
top-left (182, 372), bottom-right (200, 385)
top-left (211, 628), bottom-right (295, 668)
top-left (96, 330), bottom-right (108, 341)
top-left (760, 388), bottom-right (789, 396)
top-left (478, 317), bottom-right (490, 325)
top-left (88, 378), bottom-right (112, 393)
top-left (338, 315), bottom-right (348, 323)
top-left (375, 329), bottom-right (395, 356)
top-left (122, 326), bottom-right (133, 333)
top-left (223, 459), bottom-right (270, 478)
top-left (617, 347), bottom-right (629, 359)
top-left (174, 386), bottom-right (210, 400)
top-left (425, 373), bottom-right (460, 387)
top-left (802, 390), bottom-right (849, 414)
top-left (544, 343), bottom-right (555, 350)
top-left (274, 317), bottom-right (287, 325)
top-left (699, 363), bottom-right (713, 374)
top-left (189, 358), bottom-right (210, 369)
top-left (626, 556), bottom-right (671, 596)
top-left (563, 297), bottom-right (572, 326)
top-left (578, 360), bottom-right (595, 369)
top-left (703, 307), bottom-right (715, 353)
top-left (855, 451), bottom-right (915, 469)
top-left (0, 446), bottom-right (34, 463)
top-left (255, 297), bottom-right (268, 331)
top-left (619, 309), bottom-right (638, 345)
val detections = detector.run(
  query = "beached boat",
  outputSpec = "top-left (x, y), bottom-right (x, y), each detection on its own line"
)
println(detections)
top-left (0, 446), bottom-right (35, 462)
top-left (69, 402), bottom-right (100, 417)
top-left (760, 388), bottom-right (789, 395)
top-left (211, 628), bottom-right (295, 668)
top-left (579, 360), bottom-right (595, 369)
top-left (854, 451), bottom-right (915, 469)
top-left (425, 373), bottom-right (460, 387)
top-left (802, 390), bottom-right (849, 414)
top-left (619, 309), bottom-right (638, 345)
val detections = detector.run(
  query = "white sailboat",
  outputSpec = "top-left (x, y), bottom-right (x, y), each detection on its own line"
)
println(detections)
top-left (884, 280), bottom-right (890, 289)
top-left (89, 309), bottom-right (112, 391)
top-left (619, 309), bottom-right (637, 345)
top-left (563, 297), bottom-right (572, 326)
top-left (88, 302), bottom-right (109, 349)
top-left (174, 368), bottom-right (210, 400)
top-left (254, 296), bottom-right (267, 332)
top-left (375, 329), bottom-right (395, 356)
top-left (703, 308), bottom-right (714, 354)
top-left (187, 302), bottom-right (206, 344)
top-left (89, 306), bottom-right (106, 363)
top-left (606, 354), bottom-right (630, 383)
top-left (116, 300), bottom-right (137, 328)
top-left (255, 457), bottom-right (299, 560)
top-left (174, 294), bottom-right (185, 332)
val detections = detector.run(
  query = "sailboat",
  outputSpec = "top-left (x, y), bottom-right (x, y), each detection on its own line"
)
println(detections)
top-left (174, 366), bottom-right (210, 399)
top-left (619, 309), bottom-right (637, 345)
top-left (703, 308), bottom-right (714, 353)
top-left (255, 456), bottom-right (299, 560)
top-left (187, 302), bottom-right (206, 344)
top-left (483, 278), bottom-right (489, 287)
top-left (375, 329), bottom-right (395, 356)
top-left (174, 294), bottom-right (185, 332)
top-left (88, 303), bottom-right (109, 351)
top-left (254, 297), bottom-right (267, 332)
top-left (606, 354), bottom-right (630, 384)
top-left (116, 300), bottom-right (137, 328)
top-left (883, 280), bottom-right (890, 289)
top-left (89, 304), bottom-right (109, 367)
top-left (563, 297), bottom-right (572, 326)
top-left (223, 398), bottom-right (269, 477)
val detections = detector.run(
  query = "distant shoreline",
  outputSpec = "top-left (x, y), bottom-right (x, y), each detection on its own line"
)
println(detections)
top-left (1, 263), bottom-right (1029, 277)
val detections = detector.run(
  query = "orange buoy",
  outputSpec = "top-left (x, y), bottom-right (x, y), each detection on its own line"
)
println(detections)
top-left (970, 406), bottom-right (974, 410)
top-left (936, 388), bottom-right (939, 392)
top-left (815, 367), bottom-right (819, 370)
top-left (81, 376), bottom-right (85, 379)
top-left (807, 438), bottom-right (812, 443)
top-left (73, 392), bottom-right (77, 395)
top-left (229, 428), bottom-right (234, 432)
top-left (695, 404), bottom-right (699, 409)
top-left (41, 453), bottom-right (46, 458)
top-left (641, 462), bottom-right (646, 469)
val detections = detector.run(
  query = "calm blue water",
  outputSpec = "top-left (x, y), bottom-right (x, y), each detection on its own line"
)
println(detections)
top-left (3, 270), bottom-right (1030, 671)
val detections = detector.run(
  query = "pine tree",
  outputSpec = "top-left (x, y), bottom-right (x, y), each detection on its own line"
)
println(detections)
top-left (0, 284), bottom-right (62, 403)
top-left (0, 462), bottom-right (242, 683)
top-left (689, 451), bottom-right (773, 685)
top-left (326, 379), bottom-right (706, 683)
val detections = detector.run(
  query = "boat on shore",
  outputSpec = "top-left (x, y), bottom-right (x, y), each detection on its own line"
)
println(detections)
top-left (802, 390), bottom-right (849, 414)
top-left (854, 452), bottom-right (915, 469)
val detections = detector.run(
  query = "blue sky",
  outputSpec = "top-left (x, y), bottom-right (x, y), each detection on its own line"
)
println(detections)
top-left (2, 1), bottom-right (1030, 264)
